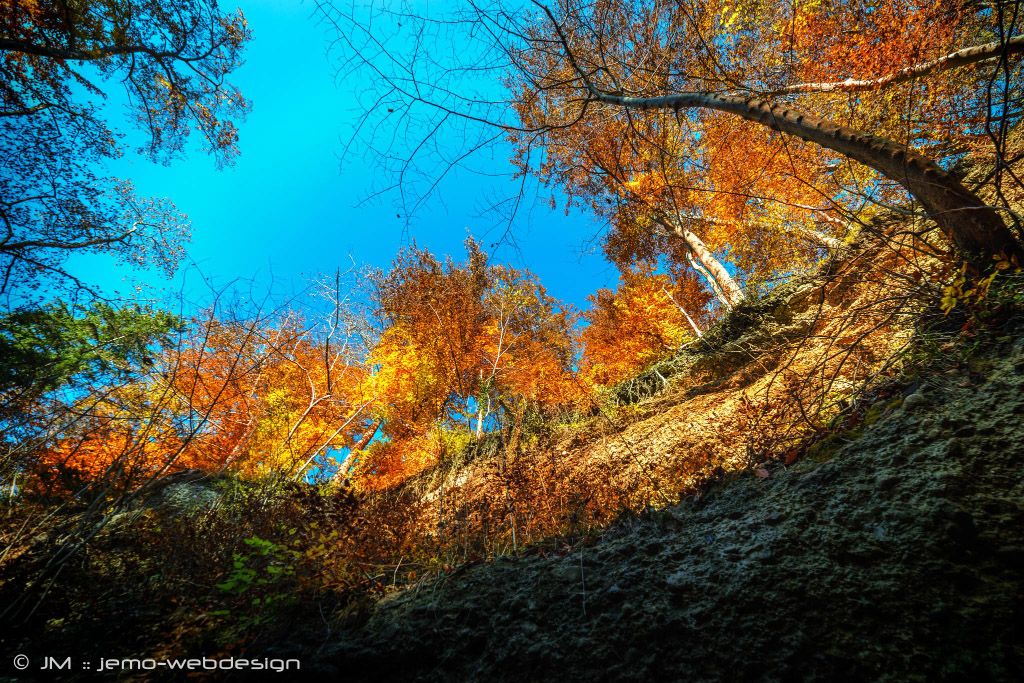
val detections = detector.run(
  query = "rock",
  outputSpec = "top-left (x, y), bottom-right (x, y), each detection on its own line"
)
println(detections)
top-left (553, 562), bottom-right (580, 582)
top-left (141, 470), bottom-right (222, 514)
top-left (157, 481), bottom-right (220, 513)
top-left (665, 570), bottom-right (690, 591)
top-left (902, 392), bottom-right (929, 411)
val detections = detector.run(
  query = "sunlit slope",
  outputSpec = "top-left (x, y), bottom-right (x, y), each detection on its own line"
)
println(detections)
top-left (379, 228), bottom-right (936, 556)
top-left (316, 317), bottom-right (1024, 682)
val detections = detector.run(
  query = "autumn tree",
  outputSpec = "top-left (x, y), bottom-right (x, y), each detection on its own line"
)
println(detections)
top-left (162, 312), bottom-right (372, 481)
top-left (525, 97), bottom-right (850, 303)
top-left (513, 1), bottom-right (1024, 284)
top-left (11, 273), bottom-right (378, 497)
top-left (0, 302), bottom-right (182, 493)
top-left (580, 267), bottom-right (712, 387)
top-left (351, 240), bottom-right (580, 489)
top-left (530, 0), bottom-right (1024, 265)
top-left (0, 0), bottom-right (251, 300)
top-left (318, 0), bottom-right (1024, 280)
top-left (478, 264), bottom-right (580, 423)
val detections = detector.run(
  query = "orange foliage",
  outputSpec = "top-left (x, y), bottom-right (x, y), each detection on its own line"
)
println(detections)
top-left (351, 241), bottom-right (582, 489)
top-left (35, 312), bottom-right (373, 493)
top-left (34, 386), bottom-right (186, 493)
top-left (354, 435), bottom-right (440, 492)
top-left (510, 0), bottom-right (1008, 294)
top-left (581, 268), bottom-right (711, 387)
top-left (784, 0), bottom-right (992, 152)
top-left (169, 317), bottom-right (370, 478)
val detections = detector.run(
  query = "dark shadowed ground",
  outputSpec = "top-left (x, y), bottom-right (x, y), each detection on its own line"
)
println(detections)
top-left (296, 333), bottom-right (1024, 682)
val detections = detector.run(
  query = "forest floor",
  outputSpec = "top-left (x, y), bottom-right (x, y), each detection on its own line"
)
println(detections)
top-left (296, 317), bottom-right (1024, 681)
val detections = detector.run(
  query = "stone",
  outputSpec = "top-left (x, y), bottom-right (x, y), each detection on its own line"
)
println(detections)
top-left (902, 392), bottom-right (929, 411)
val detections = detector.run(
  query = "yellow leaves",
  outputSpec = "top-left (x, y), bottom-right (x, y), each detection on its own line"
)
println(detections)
top-left (154, 73), bottom-right (173, 93)
top-left (348, 244), bottom-right (584, 490)
top-left (717, 0), bottom-right (771, 30)
top-left (368, 326), bottom-right (445, 426)
top-left (219, 10), bottom-right (250, 48)
top-left (937, 261), bottom-right (965, 316)
top-left (940, 255), bottom-right (1019, 315)
top-left (580, 269), bottom-right (707, 388)
top-left (623, 172), bottom-right (670, 209)
top-left (939, 285), bottom-right (961, 316)
top-left (623, 175), bottom-right (647, 194)
top-left (720, 4), bottom-right (742, 29)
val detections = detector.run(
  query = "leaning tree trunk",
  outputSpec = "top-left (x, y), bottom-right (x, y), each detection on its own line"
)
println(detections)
top-left (659, 217), bottom-right (746, 307)
top-left (353, 418), bottom-right (383, 451)
top-left (595, 91), bottom-right (1023, 266)
top-left (797, 225), bottom-right (846, 251)
top-left (687, 252), bottom-right (732, 309)
top-left (336, 418), bottom-right (384, 480)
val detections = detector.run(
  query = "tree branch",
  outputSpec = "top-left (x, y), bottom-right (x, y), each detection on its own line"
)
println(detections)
top-left (759, 35), bottom-right (1024, 96)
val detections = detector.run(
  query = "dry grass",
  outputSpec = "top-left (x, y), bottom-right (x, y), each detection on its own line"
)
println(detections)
top-left (348, 226), bottom-right (950, 574)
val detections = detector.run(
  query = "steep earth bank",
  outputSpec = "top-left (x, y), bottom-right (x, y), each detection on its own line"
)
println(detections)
top-left (300, 330), bottom-right (1024, 681)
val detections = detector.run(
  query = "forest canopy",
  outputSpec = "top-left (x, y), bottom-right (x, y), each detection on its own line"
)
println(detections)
top-left (1, 0), bottom-right (1021, 495)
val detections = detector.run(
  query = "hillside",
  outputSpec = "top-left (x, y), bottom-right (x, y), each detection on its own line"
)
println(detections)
top-left (307, 316), bottom-right (1024, 681)
top-left (5, 235), bottom-right (1023, 681)
top-left (325, 229), bottom-right (955, 563)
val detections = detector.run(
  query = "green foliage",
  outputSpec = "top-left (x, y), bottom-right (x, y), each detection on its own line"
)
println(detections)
top-left (214, 536), bottom-right (299, 631)
top-left (437, 426), bottom-right (474, 461)
top-left (0, 301), bottom-right (182, 397)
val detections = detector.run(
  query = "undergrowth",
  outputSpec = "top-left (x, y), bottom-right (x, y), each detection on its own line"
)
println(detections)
top-left (2, 254), bottom-right (1022, 664)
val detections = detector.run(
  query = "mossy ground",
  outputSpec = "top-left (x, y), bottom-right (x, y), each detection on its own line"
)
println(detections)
top-left (301, 331), bottom-right (1024, 681)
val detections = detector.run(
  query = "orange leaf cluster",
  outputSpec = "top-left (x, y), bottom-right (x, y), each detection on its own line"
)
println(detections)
top-left (581, 268), bottom-right (711, 387)
top-left (353, 241), bottom-right (583, 488)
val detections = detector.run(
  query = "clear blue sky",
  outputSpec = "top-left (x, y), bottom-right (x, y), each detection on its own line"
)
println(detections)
top-left (72, 0), bottom-right (617, 312)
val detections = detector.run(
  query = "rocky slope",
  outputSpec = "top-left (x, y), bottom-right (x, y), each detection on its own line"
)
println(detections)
top-left (300, 329), bottom-right (1024, 681)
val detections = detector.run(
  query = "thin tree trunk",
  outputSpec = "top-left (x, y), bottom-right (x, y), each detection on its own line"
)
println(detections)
top-left (353, 418), bottom-right (383, 452)
top-left (660, 285), bottom-right (702, 337)
top-left (762, 35), bottom-right (1024, 96)
top-left (293, 401), bottom-right (371, 482)
top-left (337, 417), bottom-right (385, 480)
top-left (475, 403), bottom-right (486, 439)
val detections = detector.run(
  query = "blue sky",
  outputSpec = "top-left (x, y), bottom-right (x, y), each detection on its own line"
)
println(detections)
top-left (72, 0), bottom-right (616, 312)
